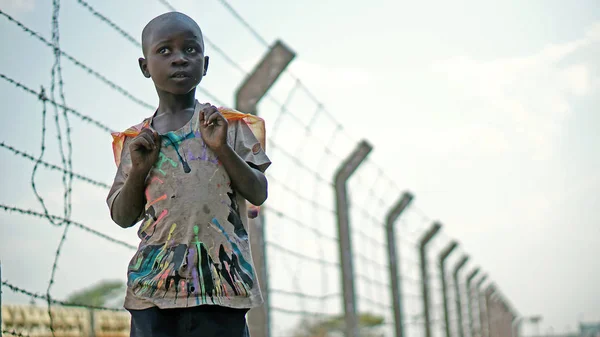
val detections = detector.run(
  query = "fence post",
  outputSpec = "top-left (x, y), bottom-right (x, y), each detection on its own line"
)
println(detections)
top-left (484, 285), bottom-right (495, 337)
top-left (418, 222), bottom-right (441, 337)
top-left (385, 192), bottom-right (414, 337)
top-left (439, 241), bottom-right (458, 337)
top-left (496, 293), bottom-right (504, 337)
top-left (492, 289), bottom-right (513, 337)
top-left (235, 39), bottom-right (295, 337)
top-left (510, 304), bottom-right (519, 337)
top-left (453, 255), bottom-right (469, 337)
top-left (335, 140), bottom-right (373, 337)
top-left (475, 275), bottom-right (488, 337)
top-left (466, 267), bottom-right (480, 337)
top-left (501, 299), bottom-right (509, 337)
top-left (501, 296), bottom-right (513, 337)
top-left (512, 317), bottom-right (521, 337)
top-left (504, 300), bottom-right (512, 337)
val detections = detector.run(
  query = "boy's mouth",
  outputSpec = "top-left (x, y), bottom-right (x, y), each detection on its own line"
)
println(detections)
top-left (171, 71), bottom-right (190, 79)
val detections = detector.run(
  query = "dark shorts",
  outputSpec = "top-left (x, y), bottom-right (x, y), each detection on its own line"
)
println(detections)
top-left (128, 305), bottom-right (250, 337)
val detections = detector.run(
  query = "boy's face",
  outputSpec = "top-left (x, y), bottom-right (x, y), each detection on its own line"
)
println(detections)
top-left (139, 17), bottom-right (208, 95)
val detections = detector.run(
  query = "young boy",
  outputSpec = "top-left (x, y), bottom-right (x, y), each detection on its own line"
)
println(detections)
top-left (106, 11), bottom-right (271, 337)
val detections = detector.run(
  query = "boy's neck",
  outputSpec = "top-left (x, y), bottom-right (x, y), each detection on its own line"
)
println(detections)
top-left (155, 88), bottom-right (196, 115)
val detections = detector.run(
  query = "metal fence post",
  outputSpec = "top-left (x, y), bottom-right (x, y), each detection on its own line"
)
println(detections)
top-left (492, 289), bottom-right (513, 337)
top-left (501, 299), bottom-right (508, 337)
top-left (385, 192), bottom-right (414, 337)
top-left (510, 305), bottom-right (519, 337)
top-left (496, 291), bottom-right (505, 337)
top-left (504, 300), bottom-right (512, 337)
top-left (501, 297), bottom-right (513, 337)
top-left (235, 39), bottom-right (295, 337)
top-left (475, 275), bottom-right (487, 337)
top-left (418, 222), bottom-right (441, 337)
top-left (466, 267), bottom-right (480, 337)
top-left (512, 317), bottom-right (522, 337)
top-left (439, 241), bottom-right (458, 337)
top-left (334, 140), bottom-right (373, 337)
top-left (453, 255), bottom-right (469, 337)
top-left (485, 285), bottom-right (495, 337)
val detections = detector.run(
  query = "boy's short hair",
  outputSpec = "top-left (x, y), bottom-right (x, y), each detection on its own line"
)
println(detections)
top-left (141, 12), bottom-right (205, 56)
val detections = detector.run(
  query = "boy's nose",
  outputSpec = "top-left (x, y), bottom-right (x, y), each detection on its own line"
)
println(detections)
top-left (171, 53), bottom-right (189, 66)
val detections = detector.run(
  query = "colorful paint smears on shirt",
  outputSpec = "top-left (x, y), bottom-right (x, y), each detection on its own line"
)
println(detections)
top-left (107, 101), bottom-right (271, 310)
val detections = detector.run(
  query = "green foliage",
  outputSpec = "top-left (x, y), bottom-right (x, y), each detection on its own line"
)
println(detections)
top-left (65, 279), bottom-right (125, 307)
top-left (292, 312), bottom-right (385, 337)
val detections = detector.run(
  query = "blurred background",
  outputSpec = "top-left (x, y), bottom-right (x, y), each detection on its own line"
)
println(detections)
top-left (0, 0), bottom-right (598, 336)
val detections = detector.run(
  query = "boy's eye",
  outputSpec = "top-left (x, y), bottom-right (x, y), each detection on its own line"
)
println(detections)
top-left (185, 47), bottom-right (196, 53)
top-left (158, 47), bottom-right (170, 54)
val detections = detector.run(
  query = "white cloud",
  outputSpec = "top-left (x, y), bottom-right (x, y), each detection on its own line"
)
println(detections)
top-left (430, 22), bottom-right (600, 160)
top-left (0, 0), bottom-right (35, 13)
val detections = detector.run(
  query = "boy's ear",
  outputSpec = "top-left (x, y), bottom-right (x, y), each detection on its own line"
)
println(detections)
top-left (203, 56), bottom-right (209, 76)
top-left (138, 57), bottom-right (151, 78)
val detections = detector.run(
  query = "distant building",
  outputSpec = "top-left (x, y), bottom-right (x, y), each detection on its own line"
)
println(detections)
top-left (580, 322), bottom-right (600, 337)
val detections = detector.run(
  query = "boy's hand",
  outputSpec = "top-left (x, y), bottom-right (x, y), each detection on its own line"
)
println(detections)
top-left (129, 128), bottom-right (161, 176)
top-left (200, 105), bottom-right (228, 152)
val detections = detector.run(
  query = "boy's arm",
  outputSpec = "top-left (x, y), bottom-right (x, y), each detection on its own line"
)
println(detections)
top-left (214, 145), bottom-right (268, 206)
top-left (107, 130), bottom-right (161, 228)
top-left (200, 107), bottom-right (271, 206)
top-left (108, 168), bottom-right (148, 228)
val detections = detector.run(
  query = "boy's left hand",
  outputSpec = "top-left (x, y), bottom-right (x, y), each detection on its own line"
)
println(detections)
top-left (200, 105), bottom-right (228, 152)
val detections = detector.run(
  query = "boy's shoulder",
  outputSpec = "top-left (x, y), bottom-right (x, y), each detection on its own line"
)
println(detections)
top-left (110, 116), bottom-right (152, 168)
top-left (109, 105), bottom-right (266, 168)
top-left (219, 107), bottom-right (266, 153)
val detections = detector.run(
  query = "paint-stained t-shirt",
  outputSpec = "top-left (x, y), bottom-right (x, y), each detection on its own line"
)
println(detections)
top-left (106, 101), bottom-right (271, 310)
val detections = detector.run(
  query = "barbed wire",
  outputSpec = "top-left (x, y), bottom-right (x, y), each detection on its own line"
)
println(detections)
top-left (1, 280), bottom-right (125, 312)
top-left (0, 142), bottom-right (111, 189)
top-left (45, 3), bottom-right (71, 334)
top-left (29, 88), bottom-right (60, 228)
top-left (75, 0), bottom-right (141, 47)
top-left (214, 0), bottom-right (270, 47)
top-left (0, 204), bottom-right (136, 250)
top-left (0, 72), bottom-right (113, 133)
top-left (0, 9), bottom-right (155, 111)
top-left (50, 0), bottom-right (73, 227)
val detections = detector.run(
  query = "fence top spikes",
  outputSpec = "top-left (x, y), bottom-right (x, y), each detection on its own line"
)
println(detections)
top-left (385, 191), bottom-right (414, 225)
top-left (439, 241), bottom-right (459, 261)
top-left (452, 255), bottom-right (469, 277)
top-left (466, 267), bottom-right (481, 283)
top-left (418, 222), bottom-right (442, 246)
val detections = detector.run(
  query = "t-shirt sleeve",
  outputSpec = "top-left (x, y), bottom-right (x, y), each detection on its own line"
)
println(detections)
top-left (232, 119), bottom-right (271, 173)
top-left (106, 136), bottom-right (145, 224)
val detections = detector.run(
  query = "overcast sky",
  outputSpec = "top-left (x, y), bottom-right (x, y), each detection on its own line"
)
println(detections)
top-left (0, 0), bottom-right (598, 336)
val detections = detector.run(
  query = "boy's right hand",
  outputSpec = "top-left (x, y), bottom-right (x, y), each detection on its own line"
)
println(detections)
top-left (128, 128), bottom-right (161, 176)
